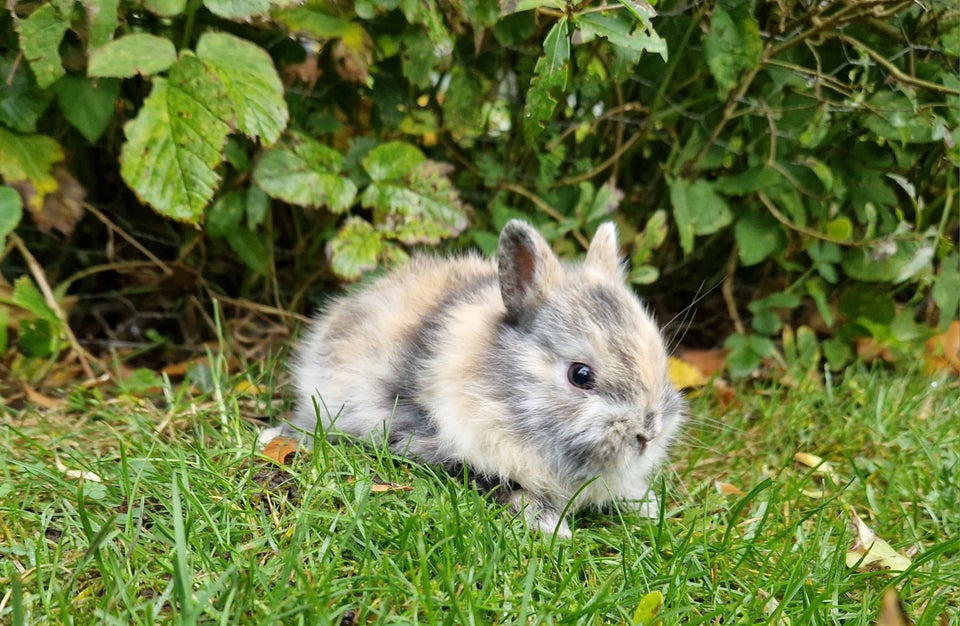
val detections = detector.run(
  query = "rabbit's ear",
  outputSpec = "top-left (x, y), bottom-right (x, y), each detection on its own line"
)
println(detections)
top-left (584, 222), bottom-right (623, 276)
top-left (498, 220), bottom-right (562, 319)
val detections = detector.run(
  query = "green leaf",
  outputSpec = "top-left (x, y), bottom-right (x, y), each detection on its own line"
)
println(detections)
top-left (18, 319), bottom-right (57, 358)
top-left (669, 178), bottom-right (733, 254)
top-left (206, 190), bottom-right (246, 237)
top-left (362, 140), bottom-right (426, 182)
top-left (703, 5), bottom-right (762, 97)
top-left (204, 0), bottom-right (270, 19)
top-left (839, 285), bottom-right (895, 331)
top-left (361, 160), bottom-right (469, 244)
top-left (271, 6), bottom-right (357, 40)
top-left (734, 211), bottom-right (784, 266)
top-left (88, 34), bottom-right (177, 78)
top-left (631, 209), bottom-right (668, 266)
top-left (748, 292), bottom-right (800, 335)
top-left (12, 276), bottom-right (58, 323)
top-left (724, 333), bottom-right (774, 379)
top-left (0, 126), bottom-right (64, 212)
top-left (0, 307), bottom-right (7, 354)
top-left (84, 0), bottom-right (119, 48)
top-left (54, 76), bottom-right (120, 143)
top-left (253, 135), bottom-right (357, 212)
top-left (144, 0), bottom-right (187, 17)
top-left (932, 253), bottom-right (960, 331)
top-left (0, 55), bottom-right (53, 133)
top-left (576, 11), bottom-right (666, 61)
top-left (225, 228), bottom-right (269, 274)
top-left (196, 32), bottom-right (289, 145)
top-left (328, 216), bottom-right (383, 280)
top-left (842, 239), bottom-right (935, 283)
top-left (0, 187), bottom-right (24, 242)
top-left (120, 54), bottom-right (234, 224)
top-left (15, 4), bottom-right (70, 88)
top-left (522, 17), bottom-right (570, 141)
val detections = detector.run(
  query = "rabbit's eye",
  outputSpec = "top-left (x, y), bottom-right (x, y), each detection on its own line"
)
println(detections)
top-left (567, 362), bottom-right (595, 390)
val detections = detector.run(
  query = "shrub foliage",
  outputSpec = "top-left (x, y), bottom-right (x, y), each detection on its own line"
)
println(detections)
top-left (1, 0), bottom-right (958, 374)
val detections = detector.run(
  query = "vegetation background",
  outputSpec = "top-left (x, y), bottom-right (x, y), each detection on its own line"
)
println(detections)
top-left (1, 0), bottom-right (957, 383)
top-left (1, 0), bottom-right (959, 623)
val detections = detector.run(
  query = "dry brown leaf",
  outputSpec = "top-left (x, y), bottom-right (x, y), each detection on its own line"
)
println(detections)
top-left (371, 479), bottom-right (413, 493)
top-left (714, 481), bottom-right (746, 497)
top-left (31, 164), bottom-right (86, 236)
top-left (677, 348), bottom-right (728, 378)
top-left (712, 378), bottom-right (738, 410)
top-left (846, 506), bottom-right (912, 572)
top-left (23, 383), bottom-right (64, 410)
top-left (876, 588), bottom-right (912, 626)
top-left (856, 338), bottom-right (896, 364)
top-left (260, 436), bottom-right (301, 465)
top-left (923, 320), bottom-right (960, 375)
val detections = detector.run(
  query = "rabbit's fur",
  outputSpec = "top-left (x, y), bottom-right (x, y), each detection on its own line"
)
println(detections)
top-left (287, 220), bottom-right (686, 537)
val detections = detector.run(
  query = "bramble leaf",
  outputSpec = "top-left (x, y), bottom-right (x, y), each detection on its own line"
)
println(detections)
top-left (197, 32), bottom-right (289, 145)
top-left (119, 53), bottom-right (234, 223)
top-left (362, 141), bottom-right (425, 182)
top-left (15, 4), bottom-right (70, 88)
top-left (204, 0), bottom-right (270, 19)
top-left (0, 56), bottom-right (53, 133)
top-left (0, 187), bottom-right (23, 243)
top-left (84, 0), bottom-right (119, 48)
top-left (88, 33), bottom-right (177, 77)
top-left (253, 134), bottom-right (357, 212)
top-left (328, 216), bottom-right (383, 280)
top-left (0, 126), bottom-right (64, 212)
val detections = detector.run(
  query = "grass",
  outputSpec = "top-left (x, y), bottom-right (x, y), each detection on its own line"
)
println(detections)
top-left (1, 357), bottom-right (958, 625)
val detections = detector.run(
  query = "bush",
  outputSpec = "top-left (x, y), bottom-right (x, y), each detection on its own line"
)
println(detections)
top-left (1, 0), bottom-right (957, 377)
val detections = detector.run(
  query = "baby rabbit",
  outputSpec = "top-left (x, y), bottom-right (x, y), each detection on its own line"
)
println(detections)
top-left (287, 220), bottom-right (686, 537)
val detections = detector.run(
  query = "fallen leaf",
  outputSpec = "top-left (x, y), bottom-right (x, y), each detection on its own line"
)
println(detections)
top-left (714, 481), bottom-right (745, 497)
top-left (845, 506), bottom-right (912, 572)
top-left (876, 588), bottom-right (911, 626)
top-left (23, 383), bottom-right (64, 410)
top-left (668, 356), bottom-right (707, 390)
top-left (632, 589), bottom-right (663, 625)
top-left (712, 378), bottom-right (738, 410)
top-left (923, 320), bottom-right (960, 375)
top-left (260, 436), bottom-right (300, 465)
top-left (677, 348), bottom-right (728, 378)
top-left (856, 338), bottom-right (896, 364)
top-left (794, 451), bottom-right (840, 484)
top-left (31, 164), bottom-right (86, 236)
top-left (55, 458), bottom-right (102, 482)
top-left (370, 477), bottom-right (413, 493)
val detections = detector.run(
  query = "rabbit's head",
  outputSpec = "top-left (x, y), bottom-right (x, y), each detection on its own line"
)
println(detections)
top-left (491, 220), bottom-right (685, 507)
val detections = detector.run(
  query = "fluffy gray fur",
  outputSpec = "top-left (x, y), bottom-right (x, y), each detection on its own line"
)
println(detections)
top-left (286, 220), bottom-right (686, 537)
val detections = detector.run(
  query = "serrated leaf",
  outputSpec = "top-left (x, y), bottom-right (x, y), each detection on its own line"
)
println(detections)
top-left (253, 135), bottom-right (357, 212)
top-left (18, 319), bottom-right (58, 358)
top-left (120, 54), bottom-right (234, 223)
top-left (84, 0), bottom-right (119, 48)
top-left (0, 126), bottom-right (64, 212)
top-left (523, 17), bottom-right (570, 141)
top-left (12, 276), bottom-right (58, 322)
top-left (328, 216), bottom-right (383, 280)
top-left (271, 6), bottom-right (357, 39)
top-left (54, 76), bottom-right (120, 143)
top-left (362, 140), bottom-right (425, 182)
top-left (845, 506), bottom-right (912, 572)
top-left (361, 160), bottom-right (469, 244)
top-left (703, 5), bottom-right (762, 97)
top-left (0, 187), bottom-right (24, 241)
top-left (615, 0), bottom-right (657, 30)
top-left (196, 32), bottom-right (288, 145)
top-left (842, 240), bottom-right (935, 283)
top-left (16, 4), bottom-right (70, 88)
top-left (204, 0), bottom-right (270, 19)
top-left (0, 56), bottom-right (53, 133)
top-left (88, 34), bottom-right (177, 78)
top-left (577, 12), bottom-right (666, 61)
top-left (669, 178), bottom-right (733, 254)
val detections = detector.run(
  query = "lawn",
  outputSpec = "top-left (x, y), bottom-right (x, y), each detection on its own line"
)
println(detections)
top-left (1, 359), bottom-right (958, 624)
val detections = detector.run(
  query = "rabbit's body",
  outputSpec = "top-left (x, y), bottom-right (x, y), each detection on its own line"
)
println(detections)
top-left (288, 220), bottom-right (686, 536)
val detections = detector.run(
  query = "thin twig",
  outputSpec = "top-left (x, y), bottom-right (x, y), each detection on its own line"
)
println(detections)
top-left (830, 32), bottom-right (960, 96)
top-left (84, 203), bottom-right (173, 276)
top-left (501, 183), bottom-right (590, 249)
top-left (9, 232), bottom-right (100, 380)
top-left (722, 247), bottom-right (745, 335)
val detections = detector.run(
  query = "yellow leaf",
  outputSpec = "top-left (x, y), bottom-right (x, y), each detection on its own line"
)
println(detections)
top-left (845, 507), bottom-right (912, 572)
top-left (668, 356), bottom-right (706, 390)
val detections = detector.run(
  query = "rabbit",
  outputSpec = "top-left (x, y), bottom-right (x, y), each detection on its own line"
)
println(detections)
top-left (285, 219), bottom-right (686, 538)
